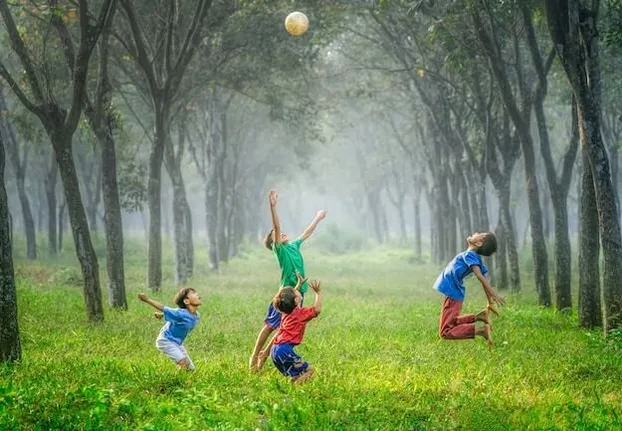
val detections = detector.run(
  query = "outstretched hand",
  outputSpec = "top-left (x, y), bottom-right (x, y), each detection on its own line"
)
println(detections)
top-left (138, 293), bottom-right (149, 302)
top-left (316, 209), bottom-right (327, 220)
top-left (309, 280), bottom-right (322, 293)
top-left (294, 271), bottom-right (308, 290)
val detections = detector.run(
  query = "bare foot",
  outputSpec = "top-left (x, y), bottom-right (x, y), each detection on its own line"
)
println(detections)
top-left (291, 366), bottom-right (315, 385)
top-left (475, 308), bottom-right (492, 328)
top-left (249, 355), bottom-right (259, 373)
top-left (482, 324), bottom-right (493, 348)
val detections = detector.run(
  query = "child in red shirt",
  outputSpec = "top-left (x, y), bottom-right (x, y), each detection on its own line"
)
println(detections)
top-left (270, 275), bottom-right (322, 384)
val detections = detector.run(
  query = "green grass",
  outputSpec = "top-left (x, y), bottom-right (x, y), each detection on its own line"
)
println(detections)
top-left (1, 240), bottom-right (622, 430)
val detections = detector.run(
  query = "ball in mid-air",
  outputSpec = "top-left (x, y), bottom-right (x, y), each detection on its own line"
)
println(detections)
top-left (285, 11), bottom-right (309, 36)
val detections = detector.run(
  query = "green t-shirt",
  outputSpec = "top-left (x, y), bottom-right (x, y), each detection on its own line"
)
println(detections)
top-left (274, 238), bottom-right (308, 294)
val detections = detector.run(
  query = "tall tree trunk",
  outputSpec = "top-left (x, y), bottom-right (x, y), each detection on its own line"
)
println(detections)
top-left (99, 126), bottom-right (126, 309)
top-left (0, 87), bottom-right (36, 260)
top-left (86, 163), bottom-right (102, 234)
top-left (217, 161), bottom-right (228, 263)
top-left (46, 155), bottom-right (58, 256)
top-left (494, 209), bottom-right (508, 290)
top-left (578, 148), bottom-right (602, 328)
top-left (205, 181), bottom-right (219, 270)
top-left (82, 20), bottom-right (127, 309)
top-left (147, 104), bottom-right (168, 291)
top-left (0, 130), bottom-right (21, 362)
top-left (52, 135), bottom-right (103, 322)
top-left (578, 100), bottom-right (622, 331)
top-left (58, 199), bottom-right (66, 253)
top-left (413, 183), bottom-right (422, 260)
top-left (545, 0), bottom-right (622, 332)
top-left (166, 159), bottom-right (194, 285)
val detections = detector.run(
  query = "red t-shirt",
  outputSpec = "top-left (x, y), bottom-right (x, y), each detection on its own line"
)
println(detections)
top-left (273, 306), bottom-right (318, 345)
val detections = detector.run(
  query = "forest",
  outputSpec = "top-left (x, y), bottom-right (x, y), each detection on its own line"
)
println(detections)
top-left (1, 1), bottom-right (622, 430)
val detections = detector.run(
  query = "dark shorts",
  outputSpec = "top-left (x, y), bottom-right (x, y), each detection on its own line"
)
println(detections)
top-left (264, 293), bottom-right (305, 330)
top-left (270, 343), bottom-right (309, 378)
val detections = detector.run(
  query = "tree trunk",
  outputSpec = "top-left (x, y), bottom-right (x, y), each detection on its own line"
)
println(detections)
top-left (413, 184), bottom-right (422, 260)
top-left (217, 162), bottom-right (228, 263)
top-left (147, 104), bottom-right (168, 291)
top-left (0, 87), bottom-right (36, 260)
top-left (0, 131), bottom-right (21, 362)
top-left (58, 199), bottom-right (66, 253)
top-left (46, 155), bottom-right (58, 256)
top-left (494, 209), bottom-right (508, 290)
top-left (205, 181), bottom-right (219, 270)
top-left (100, 126), bottom-right (126, 309)
top-left (167, 160), bottom-right (194, 285)
top-left (578, 100), bottom-right (622, 331)
top-left (87, 163), bottom-right (102, 234)
top-left (52, 135), bottom-right (103, 322)
top-left (518, 127), bottom-right (551, 306)
top-left (497, 181), bottom-right (521, 292)
top-left (578, 148), bottom-right (602, 328)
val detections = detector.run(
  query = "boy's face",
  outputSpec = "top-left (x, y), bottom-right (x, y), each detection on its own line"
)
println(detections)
top-left (274, 231), bottom-right (289, 243)
top-left (184, 290), bottom-right (202, 307)
top-left (467, 232), bottom-right (487, 248)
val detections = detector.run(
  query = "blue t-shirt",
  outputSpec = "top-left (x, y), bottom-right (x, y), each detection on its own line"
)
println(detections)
top-left (159, 307), bottom-right (200, 345)
top-left (433, 250), bottom-right (488, 301)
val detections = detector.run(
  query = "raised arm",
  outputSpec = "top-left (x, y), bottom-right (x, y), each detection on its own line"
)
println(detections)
top-left (299, 210), bottom-right (327, 241)
top-left (269, 190), bottom-right (282, 245)
top-left (138, 293), bottom-right (164, 311)
top-left (472, 266), bottom-right (505, 309)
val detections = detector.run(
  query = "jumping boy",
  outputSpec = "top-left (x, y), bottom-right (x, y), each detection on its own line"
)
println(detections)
top-left (271, 274), bottom-right (322, 384)
top-left (249, 189), bottom-right (326, 372)
top-left (434, 231), bottom-right (505, 346)
top-left (138, 287), bottom-right (202, 370)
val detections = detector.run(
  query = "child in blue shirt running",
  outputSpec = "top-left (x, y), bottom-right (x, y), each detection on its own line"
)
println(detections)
top-left (138, 287), bottom-right (202, 370)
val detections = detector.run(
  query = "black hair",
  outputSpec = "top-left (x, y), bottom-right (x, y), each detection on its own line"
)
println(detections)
top-left (174, 287), bottom-right (196, 309)
top-left (477, 232), bottom-right (498, 256)
top-left (273, 287), bottom-right (297, 314)
top-left (264, 229), bottom-right (274, 251)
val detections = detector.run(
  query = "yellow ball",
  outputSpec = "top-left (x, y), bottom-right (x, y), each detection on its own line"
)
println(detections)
top-left (285, 11), bottom-right (309, 36)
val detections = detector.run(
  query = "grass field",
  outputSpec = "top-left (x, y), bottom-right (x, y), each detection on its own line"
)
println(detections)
top-left (1, 239), bottom-right (622, 430)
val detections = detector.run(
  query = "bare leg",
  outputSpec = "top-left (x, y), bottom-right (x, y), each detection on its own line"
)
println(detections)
top-left (475, 307), bottom-right (492, 328)
top-left (250, 324), bottom-right (274, 372)
top-left (257, 331), bottom-right (278, 371)
top-left (475, 324), bottom-right (492, 347)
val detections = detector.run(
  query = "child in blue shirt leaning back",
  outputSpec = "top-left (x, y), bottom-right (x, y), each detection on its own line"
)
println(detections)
top-left (434, 232), bottom-right (505, 346)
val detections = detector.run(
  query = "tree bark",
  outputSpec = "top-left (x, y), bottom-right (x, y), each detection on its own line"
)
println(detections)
top-left (0, 87), bottom-right (36, 260)
top-left (45, 154), bottom-right (58, 256)
top-left (53, 135), bottom-right (104, 322)
top-left (413, 180), bottom-right (422, 260)
top-left (0, 129), bottom-right (21, 363)
top-left (578, 148), bottom-right (602, 328)
top-left (545, 0), bottom-right (622, 332)
top-left (146, 104), bottom-right (167, 290)
top-left (58, 199), bottom-right (66, 253)
top-left (165, 144), bottom-right (194, 285)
